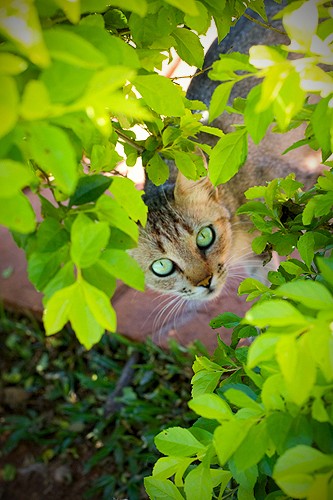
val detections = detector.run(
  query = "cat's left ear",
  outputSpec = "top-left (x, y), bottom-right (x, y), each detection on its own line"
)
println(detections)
top-left (174, 171), bottom-right (218, 204)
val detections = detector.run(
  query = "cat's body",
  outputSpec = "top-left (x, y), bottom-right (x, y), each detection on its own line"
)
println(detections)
top-left (130, 0), bottom-right (321, 302)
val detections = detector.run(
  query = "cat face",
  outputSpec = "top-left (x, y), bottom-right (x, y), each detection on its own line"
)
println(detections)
top-left (130, 173), bottom-right (233, 301)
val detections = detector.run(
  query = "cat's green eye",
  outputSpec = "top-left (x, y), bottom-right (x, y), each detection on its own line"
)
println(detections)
top-left (151, 258), bottom-right (175, 277)
top-left (196, 226), bottom-right (215, 249)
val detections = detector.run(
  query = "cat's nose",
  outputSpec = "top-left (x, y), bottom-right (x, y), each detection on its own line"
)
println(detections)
top-left (197, 274), bottom-right (213, 288)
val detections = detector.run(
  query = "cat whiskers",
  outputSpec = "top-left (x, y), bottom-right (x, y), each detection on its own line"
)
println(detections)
top-left (152, 294), bottom-right (195, 344)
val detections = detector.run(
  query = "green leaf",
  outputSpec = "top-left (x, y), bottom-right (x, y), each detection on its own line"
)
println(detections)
top-left (28, 247), bottom-right (68, 291)
top-left (110, 176), bottom-right (147, 225)
top-left (252, 235), bottom-right (268, 254)
top-left (69, 174), bottom-right (112, 207)
top-left (317, 256), bottom-right (333, 286)
top-left (165, 0), bottom-right (199, 16)
top-left (189, 394), bottom-right (233, 422)
top-left (209, 312), bottom-right (241, 329)
top-left (80, 278), bottom-right (116, 332)
top-left (213, 419), bottom-right (256, 466)
top-left (210, 52), bottom-right (256, 80)
top-left (311, 98), bottom-right (333, 161)
top-left (43, 282), bottom-right (77, 335)
top-left (41, 61), bottom-right (93, 104)
top-left (232, 419), bottom-right (268, 471)
top-left (306, 326), bottom-right (333, 383)
top-left (153, 456), bottom-right (193, 482)
top-left (273, 69), bottom-right (306, 130)
top-left (70, 214), bottom-right (110, 268)
top-left (184, 464), bottom-right (213, 500)
top-left (73, 25), bottom-right (140, 68)
top-left (144, 477), bottom-right (184, 500)
top-left (238, 278), bottom-right (269, 297)
top-left (100, 248), bottom-right (145, 291)
top-left (135, 74), bottom-right (185, 117)
top-left (266, 412), bottom-right (293, 454)
top-left (273, 445), bottom-right (333, 498)
top-left (155, 427), bottom-right (206, 457)
top-left (245, 299), bottom-right (306, 327)
top-left (95, 195), bottom-right (139, 242)
top-left (275, 280), bottom-right (333, 311)
top-left (244, 84), bottom-right (274, 144)
top-left (26, 122), bottom-right (78, 195)
top-left (209, 129), bottom-right (248, 185)
top-left (237, 201), bottom-right (272, 217)
top-left (82, 260), bottom-right (116, 298)
top-left (35, 218), bottom-right (69, 253)
top-left (276, 335), bottom-right (316, 406)
top-left (249, 45), bottom-right (287, 69)
top-left (90, 143), bottom-right (123, 173)
top-left (0, 53), bottom-right (28, 75)
top-left (171, 27), bottom-right (204, 68)
top-left (283, 1), bottom-right (318, 52)
top-left (107, 0), bottom-right (148, 16)
top-left (146, 153), bottom-right (170, 186)
top-left (0, 193), bottom-right (36, 234)
top-left (0, 160), bottom-right (33, 198)
top-left (43, 262), bottom-right (75, 304)
top-left (224, 389), bottom-right (262, 412)
top-left (209, 82), bottom-right (234, 123)
top-left (191, 371), bottom-right (222, 398)
top-left (43, 278), bottom-right (116, 348)
top-left (297, 233), bottom-right (314, 270)
top-left (43, 28), bottom-right (107, 69)
top-left (247, 333), bottom-right (279, 369)
top-left (261, 374), bottom-right (286, 412)
top-left (0, 76), bottom-right (19, 138)
top-left (20, 80), bottom-right (55, 121)
top-left (173, 151), bottom-right (197, 180)
top-left (53, 0), bottom-right (80, 23)
top-left (184, 2), bottom-right (210, 35)
top-left (0, 1), bottom-right (50, 67)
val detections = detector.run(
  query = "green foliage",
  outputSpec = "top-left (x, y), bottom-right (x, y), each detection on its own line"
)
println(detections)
top-left (0, 0), bottom-right (261, 347)
top-left (207, 1), bottom-right (333, 186)
top-left (144, 4), bottom-right (333, 493)
top-left (145, 168), bottom-right (333, 499)
top-left (2, 0), bottom-right (332, 348)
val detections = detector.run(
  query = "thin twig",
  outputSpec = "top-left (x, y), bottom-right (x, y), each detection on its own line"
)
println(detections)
top-left (104, 351), bottom-right (140, 417)
top-left (171, 64), bottom-right (213, 81)
top-left (244, 13), bottom-right (287, 36)
top-left (115, 128), bottom-right (145, 153)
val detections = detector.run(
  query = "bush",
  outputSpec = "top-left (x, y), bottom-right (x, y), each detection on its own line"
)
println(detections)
top-left (145, 172), bottom-right (333, 499)
top-left (1, 1), bottom-right (333, 498)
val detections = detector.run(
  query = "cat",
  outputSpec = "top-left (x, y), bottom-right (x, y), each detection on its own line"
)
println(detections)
top-left (130, 0), bottom-right (321, 302)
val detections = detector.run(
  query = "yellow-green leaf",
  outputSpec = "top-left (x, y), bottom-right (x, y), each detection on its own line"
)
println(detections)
top-left (0, 76), bottom-right (19, 138)
top-left (0, 1), bottom-right (50, 67)
top-left (0, 159), bottom-right (33, 198)
top-left (0, 53), bottom-right (28, 75)
top-left (0, 192), bottom-right (36, 233)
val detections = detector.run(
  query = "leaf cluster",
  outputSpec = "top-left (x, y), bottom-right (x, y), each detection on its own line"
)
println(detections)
top-left (145, 166), bottom-right (333, 498)
top-left (0, 0), bottom-right (266, 346)
top-left (207, 1), bottom-right (333, 186)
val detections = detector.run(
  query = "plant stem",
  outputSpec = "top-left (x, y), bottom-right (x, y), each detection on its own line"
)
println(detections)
top-left (115, 128), bottom-right (145, 153)
top-left (244, 13), bottom-right (287, 36)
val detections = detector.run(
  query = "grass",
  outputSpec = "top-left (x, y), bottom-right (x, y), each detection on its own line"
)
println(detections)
top-left (0, 309), bottom-right (208, 499)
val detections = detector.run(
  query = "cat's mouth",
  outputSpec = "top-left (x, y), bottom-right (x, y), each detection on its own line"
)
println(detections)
top-left (189, 284), bottom-right (222, 301)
